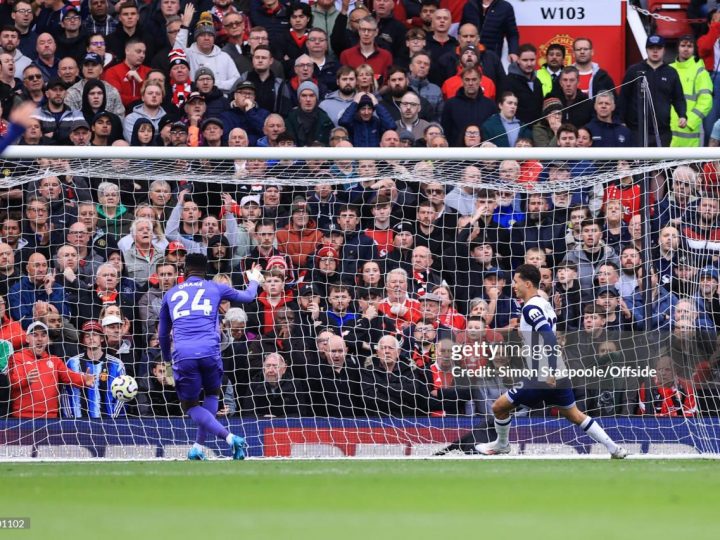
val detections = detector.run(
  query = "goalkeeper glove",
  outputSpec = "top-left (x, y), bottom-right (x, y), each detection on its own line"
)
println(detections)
top-left (246, 267), bottom-right (265, 285)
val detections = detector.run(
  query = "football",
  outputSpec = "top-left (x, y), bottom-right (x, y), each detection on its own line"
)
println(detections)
top-left (110, 375), bottom-right (138, 402)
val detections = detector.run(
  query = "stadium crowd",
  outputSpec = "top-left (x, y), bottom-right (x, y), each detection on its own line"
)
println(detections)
top-left (1, 0), bottom-right (720, 421)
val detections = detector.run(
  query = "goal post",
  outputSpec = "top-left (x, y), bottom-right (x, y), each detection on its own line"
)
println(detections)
top-left (1, 145), bottom-right (719, 459)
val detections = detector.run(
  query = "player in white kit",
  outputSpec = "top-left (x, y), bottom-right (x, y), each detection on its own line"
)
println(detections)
top-left (476, 265), bottom-right (628, 458)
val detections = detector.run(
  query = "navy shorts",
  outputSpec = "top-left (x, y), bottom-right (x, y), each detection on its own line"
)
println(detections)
top-left (172, 357), bottom-right (223, 402)
top-left (506, 380), bottom-right (576, 409)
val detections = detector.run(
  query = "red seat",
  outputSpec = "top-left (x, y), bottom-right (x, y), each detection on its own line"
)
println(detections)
top-left (647, 1), bottom-right (693, 39)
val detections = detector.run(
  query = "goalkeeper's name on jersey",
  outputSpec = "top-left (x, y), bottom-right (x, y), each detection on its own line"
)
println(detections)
top-left (452, 365), bottom-right (657, 380)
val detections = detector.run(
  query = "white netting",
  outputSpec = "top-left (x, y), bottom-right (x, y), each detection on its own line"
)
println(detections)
top-left (1, 147), bottom-right (720, 459)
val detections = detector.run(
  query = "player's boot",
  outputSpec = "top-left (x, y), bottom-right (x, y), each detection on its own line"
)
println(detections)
top-left (231, 435), bottom-right (247, 460)
top-left (475, 441), bottom-right (512, 455)
top-left (611, 447), bottom-right (628, 459)
top-left (187, 447), bottom-right (207, 461)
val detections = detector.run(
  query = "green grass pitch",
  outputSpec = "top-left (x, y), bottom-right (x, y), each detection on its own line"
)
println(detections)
top-left (1, 459), bottom-right (718, 540)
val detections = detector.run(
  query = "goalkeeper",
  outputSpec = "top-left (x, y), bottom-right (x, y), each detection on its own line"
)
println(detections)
top-left (158, 254), bottom-right (265, 460)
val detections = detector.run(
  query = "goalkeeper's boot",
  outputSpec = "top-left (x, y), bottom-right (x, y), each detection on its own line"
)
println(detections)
top-left (611, 447), bottom-right (628, 460)
top-left (231, 435), bottom-right (247, 460)
top-left (187, 447), bottom-right (207, 461)
top-left (475, 440), bottom-right (511, 455)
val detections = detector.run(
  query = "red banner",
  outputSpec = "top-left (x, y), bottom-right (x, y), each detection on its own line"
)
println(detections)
top-left (507, 0), bottom-right (627, 88)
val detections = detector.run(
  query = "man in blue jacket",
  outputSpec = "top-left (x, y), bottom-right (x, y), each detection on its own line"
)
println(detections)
top-left (219, 80), bottom-right (270, 146)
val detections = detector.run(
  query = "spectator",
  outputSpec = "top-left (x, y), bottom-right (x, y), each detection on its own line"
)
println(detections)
top-left (83, 0), bottom-right (118, 38)
top-left (9, 252), bottom-right (70, 329)
top-left (286, 81), bottom-right (334, 146)
top-left (96, 181), bottom-right (134, 239)
top-left (441, 66), bottom-right (496, 146)
top-left (395, 91), bottom-right (428, 142)
top-left (0, 294), bottom-right (25, 350)
top-left (562, 219), bottom-right (621, 297)
top-left (138, 261), bottom-right (177, 336)
top-left (619, 35), bottom-right (686, 147)
top-left (320, 65), bottom-right (357, 126)
top-left (481, 91), bottom-right (532, 147)
top-left (103, 37), bottom-right (152, 109)
top-left (461, 0), bottom-right (519, 61)
top-left (65, 321), bottom-right (127, 418)
top-left (306, 333), bottom-right (362, 416)
top-left (86, 33), bottom-right (115, 69)
top-left (241, 352), bottom-right (308, 417)
top-left (585, 91), bottom-right (632, 148)
top-left (1, 26), bottom-right (31, 76)
top-left (312, 0), bottom-right (340, 57)
top-left (174, 6), bottom-right (240, 94)
top-left (122, 80), bottom-right (167, 142)
top-left (681, 195), bottom-right (720, 266)
top-left (698, 8), bottom-right (720, 142)
top-left (56, 6), bottom-right (87, 62)
top-left (501, 43), bottom-right (544, 126)
top-left (670, 35), bottom-right (713, 147)
top-left (106, 2), bottom-right (153, 62)
top-left (339, 16), bottom-right (393, 80)
top-left (275, 198), bottom-right (324, 269)
top-left (12, 1), bottom-right (37, 59)
top-left (219, 80), bottom-right (270, 146)
top-left (35, 32), bottom-right (59, 82)
top-left (549, 66), bottom-right (593, 128)
top-left (570, 37), bottom-right (615, 98)
top-left (8, 321), bottom-right (94, 418)
top-left (378, 267), bottom-right (421, 332)
top-left (361, 334), bottom-right (426, 416)
top-left (637, 355), bottom-right (696, 416)
top-left (408, 51), bottom-right (443, 121)
top-left (536, 42), bottom-right (565, 96)
top-left (339, 92), bottom-right (395, 147)
top-left (65, 52), bottom-right (125, 118)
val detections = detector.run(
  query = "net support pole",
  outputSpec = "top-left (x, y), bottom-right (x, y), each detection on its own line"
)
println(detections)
top-left (639, 76), bottom-right (654, 327)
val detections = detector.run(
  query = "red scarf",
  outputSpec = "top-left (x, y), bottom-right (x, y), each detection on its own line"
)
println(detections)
top-left (171, 81), bottom-right (193, 108)
top-left (290, 30), bottom-right (308, 49)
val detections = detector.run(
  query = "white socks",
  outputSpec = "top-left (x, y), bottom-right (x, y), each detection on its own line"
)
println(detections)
top-left (192, 442), bottom-right (204, 452)
top-left (225, 433), bottom-right (235, 445)
top-left (581, 417), bottom-right (619, 454)
top-left (494, 416), bottom-right (512, 446)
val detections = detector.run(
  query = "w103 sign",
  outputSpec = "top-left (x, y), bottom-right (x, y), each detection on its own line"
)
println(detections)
top-left (507, 0), bottom-right (626, 86)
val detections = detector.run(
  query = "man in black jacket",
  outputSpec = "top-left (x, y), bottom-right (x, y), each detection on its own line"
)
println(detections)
top-left (441, 66), bottom-right (496, 145)
top-left (619, 34), bottom-right (687, 147)
top-left (241, 352), bottom-right (308, 417)
top-left (550, 66), bottom-right (594, 129)
top-left (461, 0), bottom-right (519, 61)
top-left (306, 335), bottom-right (363, 417)
top-left (500, 43), bottom-right (544, 125)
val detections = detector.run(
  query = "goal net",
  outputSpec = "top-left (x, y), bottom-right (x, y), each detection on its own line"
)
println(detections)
top-left (1, 145), bottom-right (719, 459)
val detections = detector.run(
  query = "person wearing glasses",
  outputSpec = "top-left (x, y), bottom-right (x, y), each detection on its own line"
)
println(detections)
top-left (339, 16), bottom-right (392, 81)
top-left (56, 6), bottom-right (87, 62)
top-left (11, 1), bottom-right (38, 59)
top-left (395, 90), bottom-right (428, 143)
top-left (570, 37), bottom-right (615, 99)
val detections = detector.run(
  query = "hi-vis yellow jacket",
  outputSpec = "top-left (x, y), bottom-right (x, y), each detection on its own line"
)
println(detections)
top-left (670, 56), bottom-right (713, 147)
